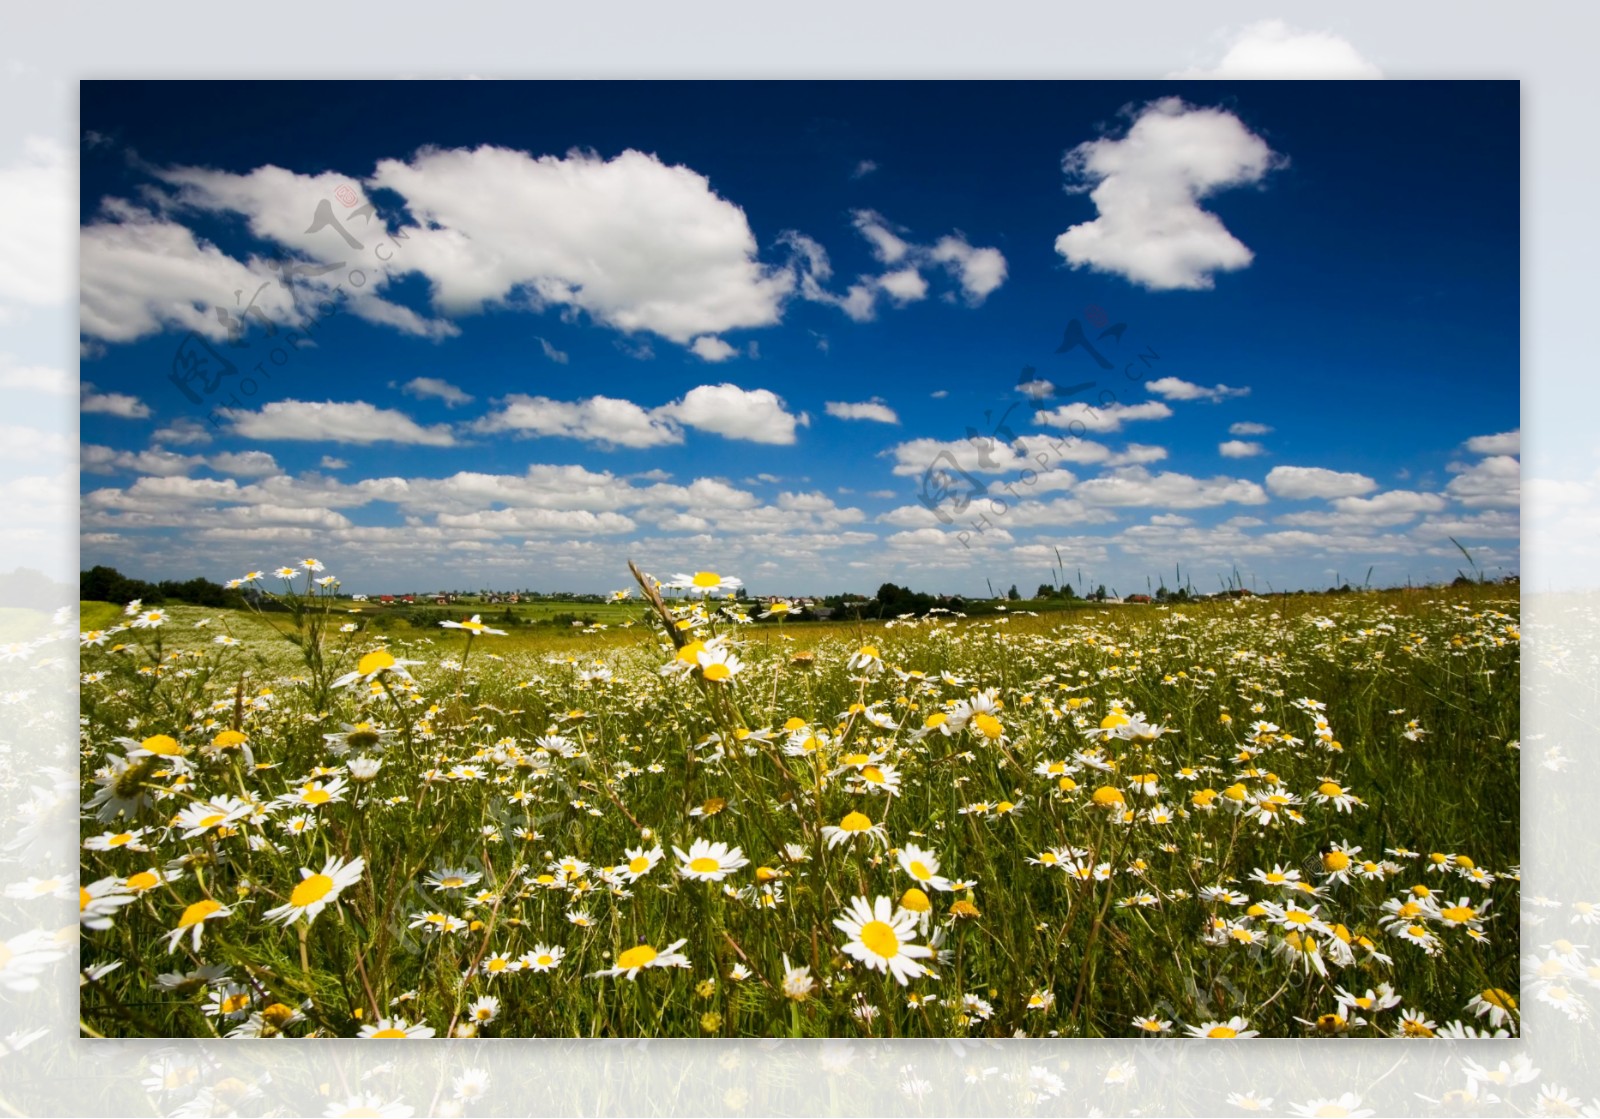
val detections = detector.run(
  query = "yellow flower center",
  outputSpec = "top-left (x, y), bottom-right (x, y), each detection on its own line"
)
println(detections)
top-left (179, 899), bottom-right (222, 927)
top-left (900, 888), bottom-right (931, 912)
top-left (702, 663), bottom-right (731, 682)
top-left (1322, 851), bottom-right (1351, 872)
top-left (628, 856), bottom-right (651, 874)
top-left (141, 735), bottom-right (182, 755)
top-left (691, 572), bottom-right (722, 588)
top-left (1440, 905), bottom-right (1475, 923)
top-left (368, 1027), bottom-right (408, 1038)
top-left (616, 944), bottom-right (658, 969)
top-left (125, 871), bottom-right (159, 892)
top-left (1091, 786), bottom-right (1124, 807)
top-left (859, 920), bottom-right (901, 959)
top-left (908, 860), bottom-right (932, 881)
top-left (302, 787), bottom-right (331, 805)
top-left (972, 713), bottom-right (1004, 739)
top-left (1207, 1026), bottom-right (1237, 1038)
top-left (1284, 909), bottom-right (1315, 925)
top-left (213, 730), bottom-right (247, 749)
top-left (840, 811), bottom-right (873, 832)
top-left (357, 650), bottom-right (395, 676)
top-left (1481, 988), bottom-right (1516, 1010)
top-left (689, 857), bottom-right (720, 874)
top-left (289, 874), bottom-right (335, 908)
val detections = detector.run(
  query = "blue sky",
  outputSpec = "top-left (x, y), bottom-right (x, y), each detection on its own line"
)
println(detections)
top-left (78, 80), bottom-right (1519, 596)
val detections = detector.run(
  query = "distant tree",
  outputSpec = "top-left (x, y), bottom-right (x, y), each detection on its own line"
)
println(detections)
top-left (1007, 584), bottom-right (1021, 601)
top-left (1061, 583), bottom-right (1078, 600)
top-left (1035, 583), bottom-right (1056, 600)
top-left (1093, 584), bottom-right (1108, 601)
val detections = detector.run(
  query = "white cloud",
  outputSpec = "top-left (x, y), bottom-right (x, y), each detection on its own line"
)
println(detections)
top-left (536, 337), bottom-right (570, 365)
top-left (1219, 439), bottom-right (1265, 458)
top-left (1075, 466), bottom-right (1268, 509)
top-left (929, 235), bottom-right (1008, 304)
top-left (690, 336), bottom-right (738, 362)
top-left (368, 146), bottom-right (794, 344)
top-left (152, 418), bottom-right (212, 445)
top-left (1033, 400), bottom-right (1172, 433)
top-left (826, 399), bottom-right (899, 424)
top-left (1278, 490), bottom-right (1448, 529)
top-left (473, 393), bottom-right (681, 449)
top-left (222, 400), bottom-right (458, 446)
top-left (207, 450), bottom-right (282, 477)
top-left (1146, 375), bottom-right (1249, 403)
top-left (794, 212), bottom-right (1006, 323)
top-left (930, 389), bottom-right (949, 399)
top-left (851, 160), bottom-right (879, 180)
top-left (852, 210), bottom-right (911, 264)
top-left (0, 137), bottom-right (71, 310)
top-left (1265, 465), bottom-right (1378, 500)
top-left (1445, 455), bottom-right (1520, 508)
top-left (1229, 421), bottom-right (1273, 436)
top-left (399, 376), bottom-right (474, 408)
top-left (1464, 429), bottom-right (1519, 456)
top-left (656, 383), bottom-right (807, 445)
top-left (1172, 20), bottom-right (1382, 79)
top-left (1055, 98), bottom-right (1284, 291)
top-left (876, 268), bottom-right (929, 305)
top-left (79, 202), bottom-right (305, 344)
top-left (0, 354), bottom-right (73, 395)
top-left (81, 382), bottom-right (151, 419)
top-left (473, 383), bottom-right (807, 447)
top-left (320, 456), bottom-right (349, 469)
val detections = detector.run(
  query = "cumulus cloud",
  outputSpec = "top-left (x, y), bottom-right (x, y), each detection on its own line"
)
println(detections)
top-left (851, 160), bottom-right (879, 180)
top-left (472, 393), bottom-right (681, 449)
top-left (1171, 20), bottom-right (1383, 79)
top-left (473, 383), bottom-right (807, 448)
top-left (368, 145), bottom-right (794, 344)
top-left (826, 399), bottom-right (899, 424)
top-left (928, 235), bottom-right (1008, 304)
top-left (0, 137), bottom-right (71, 310)
top-left (655, 383), bottom-right (807, 445)
top-left (399, 376), bottom-right (474, 408)
top-left (79, 203), bottom-right (303, 344)
top-left (1445, 455), bottom-right (1520, 508)
top-left (222, 400), bottom-right (458, 446)
top-left (81, 382), bottom-right (151, 419)
top-left (1146, 376), bottom-right (1250, 403)
top-left (1265, 465), bottom-right (1378, 500)
top-left (1229, 421), bottom-right (1273, 436)
top-left (1033, 400), bottom-right (1172, 433)
top-left (794, 212), bottom-right (1007, 322)
top-left (690, 336), bottom-right (739, 362)
top-left (1055, 98), bottom-right (1284, 291)
top-left (1278, 490), bottom-right (1448, 529)
top-left (1464, 429), bottom-right (1519, 456)
top-left (1075, 466), bottom-right (1268, 509)
top-left (1218, 439), bottom-right (1265, 458)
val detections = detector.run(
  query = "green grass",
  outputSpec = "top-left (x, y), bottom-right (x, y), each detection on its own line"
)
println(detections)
top-left (78, 581), bottom-right (1520, 1039)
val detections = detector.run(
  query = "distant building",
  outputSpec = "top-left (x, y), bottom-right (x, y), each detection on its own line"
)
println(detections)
top-left (1126, 594), bottom-right (1151, 604)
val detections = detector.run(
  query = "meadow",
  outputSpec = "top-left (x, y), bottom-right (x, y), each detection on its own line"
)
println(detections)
top-left (76, 564), bottom-right (1520, 1039)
